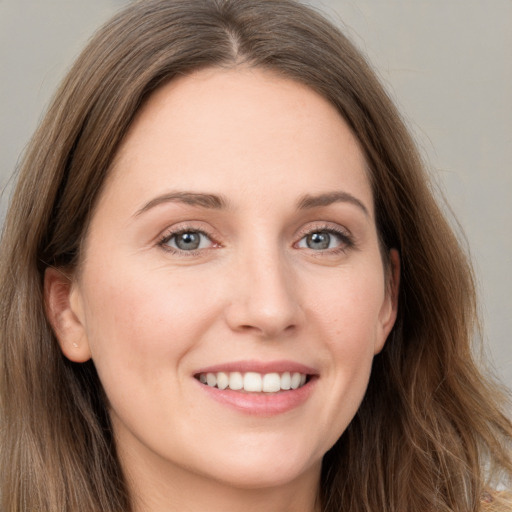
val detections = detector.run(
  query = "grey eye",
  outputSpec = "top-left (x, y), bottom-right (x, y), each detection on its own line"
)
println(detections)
top-left (297, 230), bottom-right (344, 251)
top-left (165, 231), bottom-right (212, 251)
top-left (306, 232), bottom-right (331, 250)
top-left (175, 232), bottom-right (201, 250)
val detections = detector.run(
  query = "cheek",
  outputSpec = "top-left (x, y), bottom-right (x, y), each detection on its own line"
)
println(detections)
top-left (307, 266), bottom-right (386, 432)
top-left (315, 263), bottom-right (387, 347)
top-left (78, 259), bottom-right (219, 385)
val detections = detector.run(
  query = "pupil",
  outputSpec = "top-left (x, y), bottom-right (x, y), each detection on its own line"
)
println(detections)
top-left (307, 232), bottom-right (330, 250)
top-left (176, 232), bottom-right (200, 250)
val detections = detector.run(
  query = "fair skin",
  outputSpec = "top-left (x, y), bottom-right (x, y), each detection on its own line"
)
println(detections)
top-left (45, 67), bottom-right (399, 512)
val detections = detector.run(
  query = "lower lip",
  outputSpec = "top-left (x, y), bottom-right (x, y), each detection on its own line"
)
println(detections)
top-left (195, 378), bottom-right (317, 416)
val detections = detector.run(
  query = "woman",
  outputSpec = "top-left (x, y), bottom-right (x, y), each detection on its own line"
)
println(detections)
top-left (0, 0), bottom-right (510, 510)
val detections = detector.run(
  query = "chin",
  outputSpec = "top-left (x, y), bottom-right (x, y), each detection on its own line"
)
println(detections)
top-left (188, 438), bottom-right (324, 491)
top-left (204, 458), bottom-right (320, 491)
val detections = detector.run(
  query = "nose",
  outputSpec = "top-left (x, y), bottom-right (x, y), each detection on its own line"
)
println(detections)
top-left (224, 249), bottom-right (302, 339)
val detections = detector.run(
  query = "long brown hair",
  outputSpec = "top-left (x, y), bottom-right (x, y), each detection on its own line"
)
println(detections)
top-left (1, 1), bottom-right (511, 510)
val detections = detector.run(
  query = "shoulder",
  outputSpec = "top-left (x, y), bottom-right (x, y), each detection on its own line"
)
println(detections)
top-left (481, 491), bottom-right (512, 511)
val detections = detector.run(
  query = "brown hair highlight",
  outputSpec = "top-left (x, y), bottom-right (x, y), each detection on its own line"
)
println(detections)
top-left (1, 1), bottom-right (511, 510)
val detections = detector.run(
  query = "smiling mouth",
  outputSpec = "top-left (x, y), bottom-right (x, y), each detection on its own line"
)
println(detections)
top-left (195, 371), bottom-right (309, 393)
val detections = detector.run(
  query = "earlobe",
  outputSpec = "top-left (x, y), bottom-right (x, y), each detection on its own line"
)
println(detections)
top-left (374, 248), bottom-right (400, 354)
top-left (44, 267), bottom-right (92, 363)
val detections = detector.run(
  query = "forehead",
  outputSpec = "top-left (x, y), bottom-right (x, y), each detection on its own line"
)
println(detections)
top-left (101, 67), bottom-right (372, 216)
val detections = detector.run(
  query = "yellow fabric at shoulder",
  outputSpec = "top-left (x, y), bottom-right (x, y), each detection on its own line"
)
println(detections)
top-left (482, 491), bottom-right (512, 511)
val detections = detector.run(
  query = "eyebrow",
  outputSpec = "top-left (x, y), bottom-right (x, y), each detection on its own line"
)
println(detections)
top-left (135, 190), bottom-right (369, 217)
top-left (296, 191), bottom-right (369, 216)
top-left (135, 191), bottom-right (228, 216)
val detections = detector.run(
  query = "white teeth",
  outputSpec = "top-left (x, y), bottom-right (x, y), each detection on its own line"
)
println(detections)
top-left (197, 371), bottom-right (309, 392)
top-left (229, 371), bottom-right (243, 390)
top-left (206, 373), bottom-right (217, 387)
top-left (290, 372), bottom-right (302, 389)
top-left (281, 372), bottom-right (291, 390)
top-left (262, 373), bottom-right (281, 392)
top-left (244, 372), bottom-right (262, 392)
top-left (217, 371), bottom-right (229, 390)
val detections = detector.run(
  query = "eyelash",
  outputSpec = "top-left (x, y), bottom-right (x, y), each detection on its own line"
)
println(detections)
top-left (295, 224), bottom-right (354, 255)
top-left (157, 225), bottom-right (218, 256)
top-left (157, 224), bottom-right (354, 256)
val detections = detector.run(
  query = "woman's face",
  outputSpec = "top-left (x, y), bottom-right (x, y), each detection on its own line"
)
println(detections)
top-left (52, 68), bottom-right (398, 493)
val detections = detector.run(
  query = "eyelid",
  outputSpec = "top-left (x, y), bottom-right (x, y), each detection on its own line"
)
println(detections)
top-left (294, 222), bottom-right (355, 251)
top-left (154, 220), bottom-right (354, 256)
top-left (295, 222), bottom-right (352, 239)
top-left (157, 222), bottom-right (220, 255)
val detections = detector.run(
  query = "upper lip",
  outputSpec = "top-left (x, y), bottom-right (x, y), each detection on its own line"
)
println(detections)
top-left (194, 360), bottom-right (318, 376)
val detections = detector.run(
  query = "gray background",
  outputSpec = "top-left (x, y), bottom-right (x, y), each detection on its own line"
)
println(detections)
top-left (1, 1), bottom-right (511, 387)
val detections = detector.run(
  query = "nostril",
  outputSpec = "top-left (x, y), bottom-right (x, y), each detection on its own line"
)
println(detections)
top-left (236, 322), bottom-right (297, 338)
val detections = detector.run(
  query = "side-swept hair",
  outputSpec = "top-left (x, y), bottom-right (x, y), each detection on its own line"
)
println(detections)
top-left (1, 1), bottom-right (511, 510)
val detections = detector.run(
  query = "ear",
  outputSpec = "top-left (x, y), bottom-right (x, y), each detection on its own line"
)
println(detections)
top-left (44, 267), bottom-right (92, 362)
top-left (374, 248), bottom-right (400, 354)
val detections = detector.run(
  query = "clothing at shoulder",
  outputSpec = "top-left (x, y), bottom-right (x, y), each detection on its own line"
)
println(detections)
top-left (482, 491), bottom-right (512, 511)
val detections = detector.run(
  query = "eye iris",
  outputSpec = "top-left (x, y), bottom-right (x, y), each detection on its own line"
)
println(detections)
top-left (175, 232), bottom-right (201, 250)
top-left (307, 232), bottom-right (330, 250)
